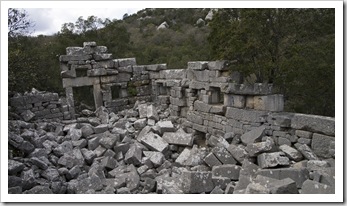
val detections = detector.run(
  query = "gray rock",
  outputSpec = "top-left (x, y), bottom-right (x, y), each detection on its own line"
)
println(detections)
top-left (66, 165), bottom-right (81, 180)
top-left (311, 133), bottom-right (335, 159)
top-left (212, 164), bottom-right (241, 180)
top-left (21, 169), bottom-right (37, 190)
top-left (204, 152), bottom-right (222, 168)
top-left (99, 132), bottom-right (119, 149)
top-left (210, 186), bottom-right (224, 194)
top-left (246, 137), bottom-right (274, 157)
top-left (157, 121), bottom-right (175, 134)
top-left (124, 144), bottom-right (142, 166)
top-left (138, 103), bottom-right (148, 118)
top-left (291, 114), bottom-right (334, 136)
top-left (42, 168), bottom-right (60, 181)
top-left (88, 136), bottom-right (101, 151)
top-left (53, 141), bottom-right (73, 157)
top-left (143, 151), bottom-right (165, 167)
top-left (182, 171), bottom-right (214, 193)
top-left (8, 175), bottom-right (22, 188)
top-left (94, 145), bottom-right (107, 157)
top-left (9, 132), bottom-right (24, 148)
top-left (147, 105), bottom-right (159, 121)
top-left (8, 186), bottom-right (22, 194)
top-left (101, 156), bottom-right (118, 170)
top-left (72, 139), bottom-right (87, 149)
top-left (245, 183), bottom-right (270, 194)
top-left (23, 185), bottom-right (53, 194)
top-left (277, 137), bottom-right (291, 146)
top-left (67, 128), bottom-right (82, 141)
top-left (8, 160), bottom-right (25, 175)
top-left (294, 143), bottom-right (319, 160)
top-left (298, 138), bottom-right (311, 145)
top-left (212, 146), bottom-right (237, 165)
top-left (30, 157), bottom-right (48, 170)
top-left (226, 144), bottom-right (249, 163)
top-left (134, 118), bottom-right (147, 130)
top-left (113, 143), bottom-right (130, 155)
top-left (256, 167), bottom-right (310, 188)
top-left (21, 110), bottom-right (35, 122)
top-left (95, 106), bottom-right (109, 124)
top-left (94, 124), bottom-right (108, 134)
top-left (212, 176), bottom-right (231, 190)
top-left (175, 147), bottom-right (191, 166)
top-left (81, 148), bottom-right (96, 165)
top-left (240, 125), bottom-right (266, 145)
top-left (279, 144), bottom-right (303, 161)
top-left (140, 132), bottom-right (169, 154)
top-left (257, 152), bottom-right (290, 169)
top-left (301, 180), bottom-right (334, 194)
top-left (18, 141), bottom-right (35, 154)
top-left (306, 160), bottom-right (329, 171)
top-left (254, 175), bottom-right (298, 194)
top-left (156, 176), bottom-right (184, 194)
top-left (162, 128), bottom-right (194, 146)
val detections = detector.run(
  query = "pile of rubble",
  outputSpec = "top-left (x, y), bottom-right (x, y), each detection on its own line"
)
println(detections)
top-left (8, 103), bottom-right (335, 194)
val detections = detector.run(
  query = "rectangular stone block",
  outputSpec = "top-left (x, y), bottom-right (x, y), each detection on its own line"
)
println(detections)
top-left (146, 64), bottom-right (167, 71)
top-left (140, 132), bottom-right (169, 154)
top-left (225, 107), bottom-right (267, 123)
top-left (59, 55), bottom-right (92, 62)
top-left (182, 171), bottom-right (214, 193)
top-left (62, 77), bottom-right (100, 88)
top-left (187, 61), bottom-right (208, 70)
top-left (162, 128), bottom-right (194, 147)
top-left (291, 114), bottom-right (335, 136)
top-left (253, 94), bottom-right (284, 112)
top-left (194, 100), bottom-right (211, 113)
top-left (117, 58), bottom-right (136, 67)
top-left (224, 94), bottom-right (245, 108)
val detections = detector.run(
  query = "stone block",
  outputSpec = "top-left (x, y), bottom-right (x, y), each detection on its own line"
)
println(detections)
top-left (204, 152), bottom-right (222, 167)
top-left (224, 94), bottom-right (245, 108)
top-left (225, 107), bottom-right (267, 123)
top-left (291, 114), bottom-right (335, 136)
top-left (240, 125), bottom-right (266, 145)
top-left (8, 160), bottom-right (25, 175)
top-left (116, 58), bottom-right (136, 67)
top-left (194, 100), bottom-right (211, 113)
top-left (21, 110), bottom-right (35, 121)
top-left (124, 144), bottom-right (142, 166)
top-left (162, 128), bottom-right (194, 146)
top-left (311, 133), bottom-right (334, 159)
top-left (253, 94), bottom-right (284, 111)
top-left (147, 105), bottom-right (159, 121)
top-left (256, 168), bottom-right (309, 188)
top-left (245, 183), bottom-right (270, 194)
top-left (157, 121), bottom-right (175, 134)
top-left (279, 144), bottom-right (303, 161)
top-left (182, 171), bottom-right (214, 193)
top-left (59, 55), bottom-right (92, 62)
top-left (257, 152), bottom-right (290, 169)
top-left (207, 60), bottom-right (229, 71)
top-left (175, 148), bottom-right (191, 166)
top-left (294, 143), bottom-right (319, 160)
top-left (211, 146), bottom-right (237, 165)
top-left (146, 64), bottom-right (167, 71)
top-left (143, 151), bottom-right (165, 167)
top-left (301, 180), bottom-right (334, 194)
top-left (226, 144), bottom-right (249, 164)
top-left (187, 61), bottom-right (208, 70)
top-left (246, 137), bottom-right (274, 157)
top-left (212, 164), bottom-right (241, 180)
top-left (140, 132), bottom-right (169, 154)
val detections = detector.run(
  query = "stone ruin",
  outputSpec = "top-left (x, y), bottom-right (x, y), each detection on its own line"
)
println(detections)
top-left (8, 42), bottom-right (335, 194)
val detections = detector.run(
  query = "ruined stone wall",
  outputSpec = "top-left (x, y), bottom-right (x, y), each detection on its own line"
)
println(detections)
top-left (9, 90), bottom-right (71, 121)
top-left (57, 42), bottom-right (334, 160)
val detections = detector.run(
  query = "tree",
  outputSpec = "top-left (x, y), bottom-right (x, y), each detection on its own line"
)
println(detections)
top-left (8, 8), bottom-right (34, 37)
top-left (208, 9), bottom-right (335, 116)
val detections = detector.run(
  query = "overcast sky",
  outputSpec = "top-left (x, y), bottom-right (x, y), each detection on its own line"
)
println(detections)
top-left (25, 8), bottom-right (143, 36)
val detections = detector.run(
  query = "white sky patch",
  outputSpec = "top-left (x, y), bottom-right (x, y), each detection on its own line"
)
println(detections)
top-left (25, 8), bottom-right (143, 36)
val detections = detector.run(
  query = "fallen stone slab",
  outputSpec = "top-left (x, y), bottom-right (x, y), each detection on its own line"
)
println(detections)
top-left (140, 132), bottom-right (169, 154)
top-left (204, 152), bottom-right (222, 168)
top-left (138, 103), bottom-right (148, 118)
top-left (211, 146), bottom-right (237, 165)
top-left (291, 113), bottom-right (335, 136)
top-left (301, 180), bottom-right (334, 194)
top-left (212, 176), bottom-right (231, 190)
top-left (162, 128), bottom-right (194, 147)
top-left (210, 186), bottom-right (224, 194)
top-left (21, 110), bottom-right (35, 122)
top-left (94, 124), bottom-right (109, 134)
top-left (99, 132), bottom-right (119, 149)
top-left (212, 164), bottom-right (241, 180)
top-left (124, 144), bottom-right (142, 166)
top-left (157, 120), bottom-right (175, 134)
top-left (182, 171), bottom-right (214, 193)
top-left (257, 152), bottom-right (290, 169)
top-left (175, 147), bottom-right (191, 166)
top-left (246, 137), bottom-right (274, 157)
top-left (156, 176), bottom-right (184, 194)
top-left (279, 144), bottom-right (303, 162)
top-left (80, 148), bottom-right (96, 165)
top-left (143, 151), bottom-right (165, 168)
top-left (294, 143), bottom-right (319, 160)
top-left (81, 125), bottom-right (94, 137)
top-left (240, 125), bottom-right (266, 145)
top-left (30, 157), bottom-right (48, 170)
top-left (226, 144), bottom-right (249, 163)
top-left (134, 118), bottom-right (147, 130)
top-left (254, 175), bottom-right (298, 194)
top-left (311, 133), bottom-right (335, 159)
top-left (147, 105), bottom-right (159, 121)
top-left (256, 167), bottom-right (310, 188)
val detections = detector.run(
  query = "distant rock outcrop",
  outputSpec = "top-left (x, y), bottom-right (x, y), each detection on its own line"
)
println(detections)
top-left (157, 21), bottom-right (169, 30)
top-left (205, 9), bottom-right (218, 21)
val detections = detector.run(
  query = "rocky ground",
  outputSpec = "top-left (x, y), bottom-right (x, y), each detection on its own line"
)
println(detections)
top-left (8, 102), bottom-right (335, 194)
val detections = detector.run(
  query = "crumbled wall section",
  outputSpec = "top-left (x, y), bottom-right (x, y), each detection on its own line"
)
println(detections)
top-left (57, 42), bottom-right (334, 159)
top-left (9, 91), bottom-right (70, 121)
